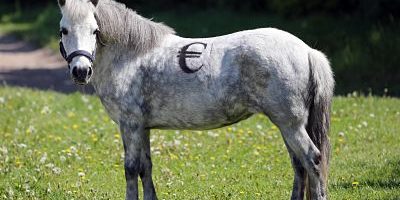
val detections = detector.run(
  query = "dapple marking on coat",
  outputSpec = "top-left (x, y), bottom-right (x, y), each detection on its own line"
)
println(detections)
top-left (58, 0), bottom-right (334, 199)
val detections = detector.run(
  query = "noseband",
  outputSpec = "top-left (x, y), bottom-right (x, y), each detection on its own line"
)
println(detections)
top-left (59, 30), bottom-right (104, 68)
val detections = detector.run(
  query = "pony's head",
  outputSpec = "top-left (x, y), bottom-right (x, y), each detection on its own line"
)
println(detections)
top-left (58, 0), bottom-right (100, 85)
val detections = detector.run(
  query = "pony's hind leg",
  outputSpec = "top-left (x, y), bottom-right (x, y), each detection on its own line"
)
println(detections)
top-left (284, 140), bottom-right (307, 200)
top-left (279, 123), bottom-right (327, 200)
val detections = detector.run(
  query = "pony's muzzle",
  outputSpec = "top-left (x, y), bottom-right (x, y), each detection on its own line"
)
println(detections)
top-left (71, 65), bottom-right (93, 85)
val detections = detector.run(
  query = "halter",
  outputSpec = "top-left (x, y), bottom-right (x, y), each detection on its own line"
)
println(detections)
top-left (59, 30), bottom-right (105, 68)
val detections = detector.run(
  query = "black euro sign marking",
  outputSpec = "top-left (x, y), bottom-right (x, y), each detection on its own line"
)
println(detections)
top-left (177, 42), bottom-right (207, 73)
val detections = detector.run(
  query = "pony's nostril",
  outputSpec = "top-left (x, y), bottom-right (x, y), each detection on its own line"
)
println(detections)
top-left (72, 67), bottom-right (79, 77)
top-left (88, 67), bottom-right (93, 76)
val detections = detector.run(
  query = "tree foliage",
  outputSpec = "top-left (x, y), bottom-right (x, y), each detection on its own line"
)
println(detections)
top-left (4, 0), bottom-right (400, 20)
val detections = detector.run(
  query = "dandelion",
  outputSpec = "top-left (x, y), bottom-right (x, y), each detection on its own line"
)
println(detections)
top-left (256, 124), bottom-right (263, 130)
top-left (0, 97), bottom-right (5, 104)
top-left (253, 150), bottom-right (260, 156)
top-left (352, 181), bottom-right (359, 188)
top-left (67, 111), bottom-right (75, 118)
top-left (72, 124), bottom-right (79, 130)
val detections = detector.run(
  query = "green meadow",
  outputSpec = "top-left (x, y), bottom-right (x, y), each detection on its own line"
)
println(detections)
top-left (0, 87), bottom-right (399, 199)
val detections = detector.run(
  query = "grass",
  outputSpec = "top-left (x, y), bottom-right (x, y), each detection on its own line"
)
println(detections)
top-left (0, 86), bottom-right (399, 199)
top-left (0, 4), bottom-right (399, 96)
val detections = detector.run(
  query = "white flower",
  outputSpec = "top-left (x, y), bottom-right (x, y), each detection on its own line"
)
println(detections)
top-left (0, 97), bottom-right (5, 104)
top-left (52, 167), bottom-right (62, 175)
top-left (81, 96), bottom-right (89, 103)
top-left (40, 106), bottom-right (51, 114)
top-left (26, 125), bottom-right (36, 134)
top-left (17, 143), bottom-right (27, 148)
top-left (78, 172), bottom-right (85, 177)
top-left (0, 146), bottom-right (8, 155)
top-left (60, 156), bottom-right (66, 162)
top-left (7, 187), bottom-right (14, 197)
top-left (45, 163), bottom-right (55, 168)
top-left (70, 146), bottom-right (77, 154)
top-left (338, 132), bottom-right (345, 137)
top-left (40, 153), bottom-right (47, 164)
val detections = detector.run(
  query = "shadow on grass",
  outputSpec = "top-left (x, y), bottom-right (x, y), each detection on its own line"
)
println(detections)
top-left (0, 68), bottom-right (94, 94)
top-left (332, 159), bottom-right (400, 190)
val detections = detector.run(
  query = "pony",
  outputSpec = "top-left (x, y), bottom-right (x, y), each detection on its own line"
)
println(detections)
top-left (57, 0), bottom-right (334, 199)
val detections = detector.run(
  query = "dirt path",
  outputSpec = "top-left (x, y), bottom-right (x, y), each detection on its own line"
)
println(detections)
top-left (0, 34), bottom-right (93, 93)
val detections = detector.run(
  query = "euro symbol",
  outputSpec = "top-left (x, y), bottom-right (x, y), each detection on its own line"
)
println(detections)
top-left (178, 42), bottom-right (208, 73)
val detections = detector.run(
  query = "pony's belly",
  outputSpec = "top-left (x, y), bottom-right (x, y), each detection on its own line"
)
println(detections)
top-left (147, 102), bottom-right (253, 130)
top-left (148, 112), bottom-right (253, 130)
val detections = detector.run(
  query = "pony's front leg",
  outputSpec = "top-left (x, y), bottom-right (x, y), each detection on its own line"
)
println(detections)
top-left (120, 121), bottom-right (157, 200)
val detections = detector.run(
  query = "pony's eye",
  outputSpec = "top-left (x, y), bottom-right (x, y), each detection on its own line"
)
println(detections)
top-left (60, 28), bottom-right (68, 35)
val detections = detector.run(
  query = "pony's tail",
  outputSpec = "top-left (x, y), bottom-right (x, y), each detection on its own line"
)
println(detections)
top-left (305, 49), bottom-right (334, 199)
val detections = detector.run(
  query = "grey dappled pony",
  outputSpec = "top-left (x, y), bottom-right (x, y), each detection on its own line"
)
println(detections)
top-left (57, 0), bottom-right (334, 199)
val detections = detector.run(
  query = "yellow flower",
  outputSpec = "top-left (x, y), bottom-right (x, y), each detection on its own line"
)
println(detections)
top-left (352, 181), bottom-right (359, 187)
top-left (72, 124), bottom-right (79, 130)
top-left (169, 153), bottom-right (178, 160)
top-left (15, 157), bottom-right (22, 168)
top-left (67, 112), bottom-right (75, 118)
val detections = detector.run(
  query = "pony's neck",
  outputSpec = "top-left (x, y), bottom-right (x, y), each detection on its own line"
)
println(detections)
top-left (95, 0), bottom-right (175, 54)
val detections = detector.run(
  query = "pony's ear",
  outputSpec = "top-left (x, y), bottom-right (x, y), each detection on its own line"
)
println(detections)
top-left (90, 0), bottom-right (99, 6)
top-left (58, 0), bottom-right (66, 7)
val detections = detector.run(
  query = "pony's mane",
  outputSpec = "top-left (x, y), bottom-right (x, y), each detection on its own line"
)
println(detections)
top-left (95, 0), bottom-right (175, 53)
top-left (62, 0), bottom-right (175, 54)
